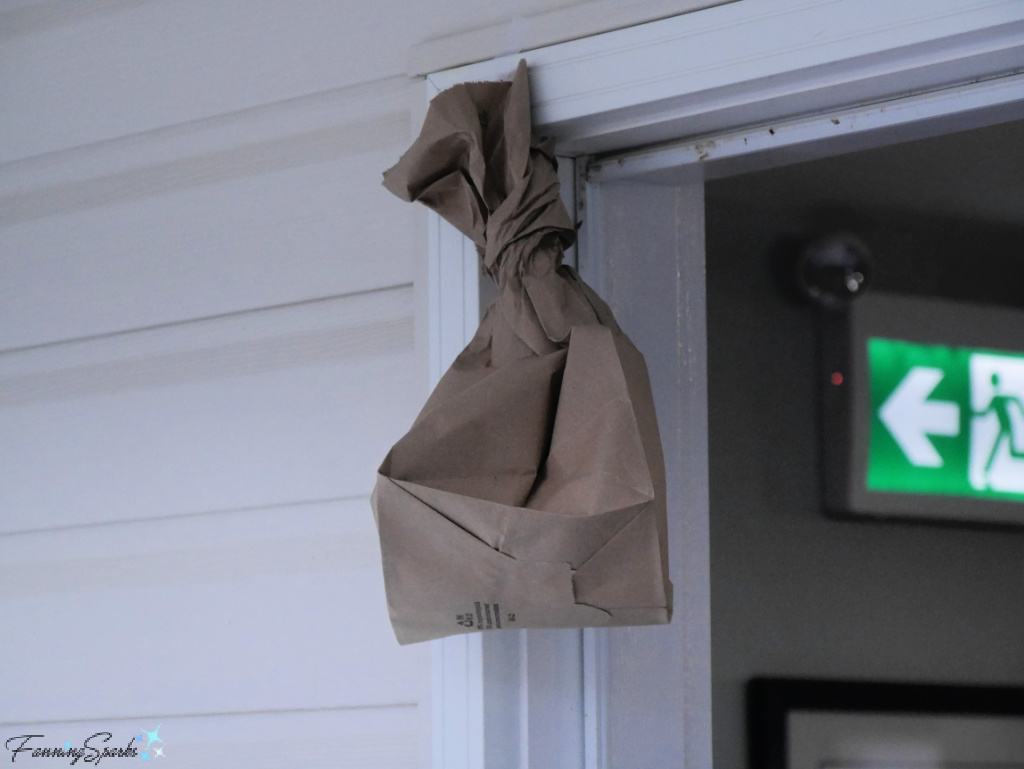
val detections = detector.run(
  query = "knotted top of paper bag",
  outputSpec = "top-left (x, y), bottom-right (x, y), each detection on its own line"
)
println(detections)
top-left (383, 60), bottom-right (616, 368)
top-left (384, 60), bottom-right (574, 282)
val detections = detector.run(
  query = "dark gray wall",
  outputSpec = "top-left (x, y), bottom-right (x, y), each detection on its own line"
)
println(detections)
top-left (705, 186), bottom-right (1024, 769)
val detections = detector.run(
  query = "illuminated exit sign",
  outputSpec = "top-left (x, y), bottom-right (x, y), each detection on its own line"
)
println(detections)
top-left (821, 293), bottom-right (1024, 526)
top-left (867, 338), bottom-right (1024, 500)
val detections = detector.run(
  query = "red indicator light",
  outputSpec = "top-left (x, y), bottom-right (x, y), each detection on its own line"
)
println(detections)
top-left (831, 372), bottom-right (844, 386)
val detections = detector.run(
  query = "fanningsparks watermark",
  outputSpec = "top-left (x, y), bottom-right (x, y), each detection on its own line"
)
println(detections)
top-left (4, 725), bottom-right (166, 764)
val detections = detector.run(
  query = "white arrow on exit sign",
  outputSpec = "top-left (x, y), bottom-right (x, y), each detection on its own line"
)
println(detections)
top-left (879, 366), bottom-right (961, 467)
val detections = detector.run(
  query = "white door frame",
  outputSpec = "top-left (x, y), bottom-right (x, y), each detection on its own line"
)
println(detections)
top-left (422, 2), bottom-right (1024, 767)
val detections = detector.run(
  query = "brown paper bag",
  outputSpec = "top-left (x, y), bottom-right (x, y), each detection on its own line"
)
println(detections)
top-left (372, 60), bottom-right (672, 645)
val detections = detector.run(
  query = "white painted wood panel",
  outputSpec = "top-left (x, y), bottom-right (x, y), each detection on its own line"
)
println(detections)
top-left (0, 286), bottom-right (418, 532)
top-left (579, 180), bottom-right (711, 769)
top-left (0, 497), bottom-right (427, 723)
top-left (520, 630), bottom-right (586, 768)
top-left (0, 706), bottom-right (419, 768)
top-left (0, 125), bottom-right (415, 350)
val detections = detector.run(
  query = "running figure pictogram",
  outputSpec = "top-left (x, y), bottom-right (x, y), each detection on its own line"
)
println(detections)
top-left (981, 372), bottom-right (1024, 478)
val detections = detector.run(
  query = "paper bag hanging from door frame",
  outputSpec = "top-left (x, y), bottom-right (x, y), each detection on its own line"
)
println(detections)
top-left (371, 60), bottom-right (672, 645)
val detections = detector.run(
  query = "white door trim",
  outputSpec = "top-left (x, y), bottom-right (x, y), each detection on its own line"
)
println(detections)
top-left (424, 64), bottom-right (590, 767)
top-left (428, 0), bottom-right (1024, 156)
top-left (422, 2), bottom-right (1024, 767)
top-left (588, 70), bottom-right (1024, 184)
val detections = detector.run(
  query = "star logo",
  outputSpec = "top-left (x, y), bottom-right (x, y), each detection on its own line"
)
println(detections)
top-left (142, 725), bottom-right (163, 749)
top-left (154, 747), bottom-right (164, 758)
top-left (140, 752), bottom-right (150, 762)
top-left (64, 742), bottom-right (72, 750)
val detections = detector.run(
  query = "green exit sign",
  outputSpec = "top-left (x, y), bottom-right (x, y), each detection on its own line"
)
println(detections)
top-left (867, 337), bottom-right (1024, 501)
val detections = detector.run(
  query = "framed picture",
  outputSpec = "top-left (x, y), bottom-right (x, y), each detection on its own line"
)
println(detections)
top-left (748, 678), bottom-right (1024, 769)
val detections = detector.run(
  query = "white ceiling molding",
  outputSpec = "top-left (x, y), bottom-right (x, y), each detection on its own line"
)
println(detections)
top-left (429, 0), bottom-right (1024, 156)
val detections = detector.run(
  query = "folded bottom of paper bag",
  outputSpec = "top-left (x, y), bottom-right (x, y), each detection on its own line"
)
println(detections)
top-left (373, 474), bottom-right (670, 645)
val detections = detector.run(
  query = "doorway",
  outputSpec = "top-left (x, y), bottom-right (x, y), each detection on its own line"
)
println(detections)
top-left (703, 118), bottom-right (1024, 768)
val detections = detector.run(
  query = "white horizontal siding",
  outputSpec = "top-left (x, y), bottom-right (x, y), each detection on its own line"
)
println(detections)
top-left (0, 0), bottom-right (419, 162)
top-left (0, 285), bottom-right (417, 532)
top-left (0, 0), bottom-right (613, 163)
top-left (0, 11), bottom-right (430, 745)
top-left (0, 158), bottom-right (415, 349)
top-left (0, 81), bottom-right (415, 350)
top-left (0, 497), bottom-right (426, 724)
top-left (1, 707), bottom-right (419, 769)
top-left (408, 0), bottom-right (735, 75)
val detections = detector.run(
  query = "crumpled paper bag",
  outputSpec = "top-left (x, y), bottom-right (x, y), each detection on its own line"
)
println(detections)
top-left (372, 60), bottom-right (672, 645)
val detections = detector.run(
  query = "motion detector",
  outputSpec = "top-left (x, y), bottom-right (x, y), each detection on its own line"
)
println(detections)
top-left (796, 234), bottom-right (872, 309)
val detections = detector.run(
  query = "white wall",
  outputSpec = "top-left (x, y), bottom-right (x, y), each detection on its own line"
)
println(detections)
top-left (0, 1), bottom-right (731, 766)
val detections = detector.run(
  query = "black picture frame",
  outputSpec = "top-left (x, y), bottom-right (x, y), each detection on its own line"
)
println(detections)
top-left (748, 678), bottom-right (1024, 769)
